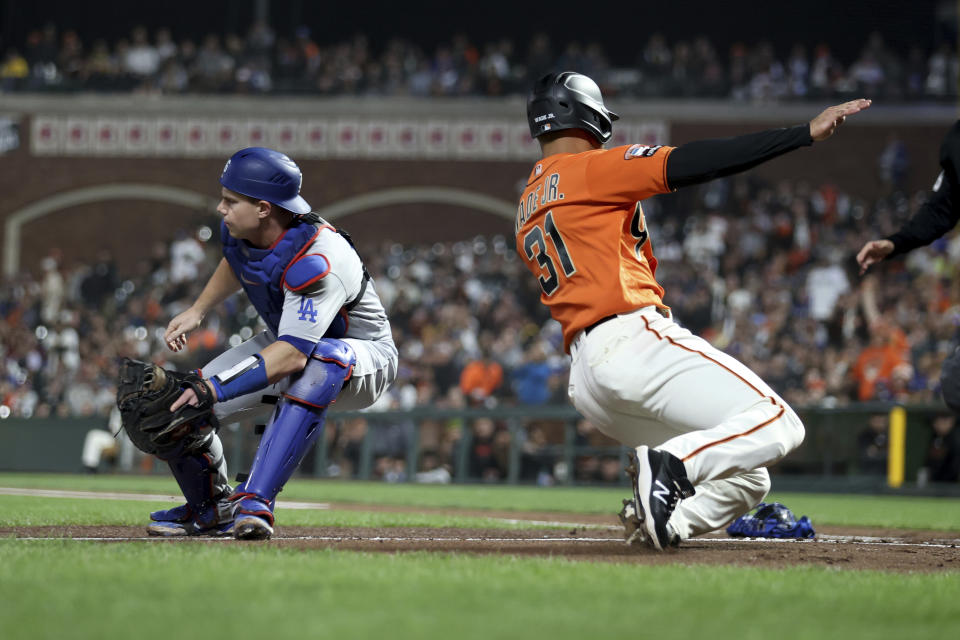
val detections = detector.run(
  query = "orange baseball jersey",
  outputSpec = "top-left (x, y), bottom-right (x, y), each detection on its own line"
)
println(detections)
top-left (514, 144), bottom-right (675, 352)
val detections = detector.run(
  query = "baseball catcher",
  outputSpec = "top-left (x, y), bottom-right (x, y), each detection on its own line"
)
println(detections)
top-left (123, 147), bottom-right (397, 540)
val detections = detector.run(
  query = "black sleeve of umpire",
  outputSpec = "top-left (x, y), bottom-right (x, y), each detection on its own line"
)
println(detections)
top-left (666, 125), bottom-right (814, 190)
top-left (885, 176), bottom-right (960, 258)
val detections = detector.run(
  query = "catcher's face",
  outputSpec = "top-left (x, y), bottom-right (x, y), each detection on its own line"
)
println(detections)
top-left (218, 188), bottom-right (267, 240)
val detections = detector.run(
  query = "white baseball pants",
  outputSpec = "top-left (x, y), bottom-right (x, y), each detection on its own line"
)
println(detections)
top-left (568, 306), bottom-right (805, 539)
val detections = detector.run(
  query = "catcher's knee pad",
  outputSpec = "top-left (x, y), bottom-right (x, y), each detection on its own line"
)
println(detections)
top-left (234, 340), bottom-right (354, 505)
top-left (283, 339), bottom-right (356, 408)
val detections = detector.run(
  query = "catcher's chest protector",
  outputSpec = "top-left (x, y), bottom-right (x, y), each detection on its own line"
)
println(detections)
top-left (221, 220), bottom-right (319, 335)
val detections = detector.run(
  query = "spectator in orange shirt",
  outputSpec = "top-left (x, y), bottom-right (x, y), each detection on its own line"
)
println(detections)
top-left (459, 355), bottom-right (503, 404)
top-left (853, 323), bottom-right (909, 400)
top-left (852, 276), bottom-right (909, 401)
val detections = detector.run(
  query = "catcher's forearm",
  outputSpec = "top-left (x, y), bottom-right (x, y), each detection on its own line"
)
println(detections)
top-left (192, 258), bottom-right (242, 315)
top-left (209, 354), bottom-right (270, 401)
top-left (208, 341), bottom-right (308, 402)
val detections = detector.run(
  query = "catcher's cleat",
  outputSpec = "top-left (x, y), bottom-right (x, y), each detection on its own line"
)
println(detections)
top-left (629, 446), bottom-right (694, 551)
top-left (232, 495), bottom-right (275, 540)
top-left (147, 500), bottom-right (235, 537)
top-left (150, 503), bottom-right (193, 524)
top-left (147, 519), bottom-right (235, 537)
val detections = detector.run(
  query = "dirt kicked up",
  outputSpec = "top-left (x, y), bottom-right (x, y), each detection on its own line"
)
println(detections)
top-left (4, 504), bottom-right (959, 573)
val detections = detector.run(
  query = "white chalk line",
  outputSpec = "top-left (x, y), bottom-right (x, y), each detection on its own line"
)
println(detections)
top-left (4, 535), bottom-right (958, 549)
top-left (3, 487), bottom-right (958, 549)
top-left (0, 487), bottom-right (329, 511)
top-left (0, 487), bottom-right (598, 527)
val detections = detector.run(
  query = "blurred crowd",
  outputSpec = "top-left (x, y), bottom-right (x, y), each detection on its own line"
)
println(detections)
top-left (3, 167), bottom-right (960, 483)
top-left (1, 22), bottom-right (956, 102)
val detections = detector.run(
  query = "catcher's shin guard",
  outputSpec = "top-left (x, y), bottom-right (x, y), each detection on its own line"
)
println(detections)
top-left (232, 339), bottom-right (355, 539)
top-left (148, 431), bottom-right (234, 536)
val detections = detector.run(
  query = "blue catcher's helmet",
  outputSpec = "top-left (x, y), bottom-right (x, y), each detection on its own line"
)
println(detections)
top-left (726, 502), bottom-right (816, 539)
top-left (219, 147), bottom-right (311, 215)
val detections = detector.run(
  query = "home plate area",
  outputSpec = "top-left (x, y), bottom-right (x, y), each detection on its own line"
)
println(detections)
top-left (5, 515), bottom-right (959, 573)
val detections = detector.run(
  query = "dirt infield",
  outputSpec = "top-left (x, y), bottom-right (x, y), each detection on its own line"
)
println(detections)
top-left (5, 506), bottom-right (959, 573)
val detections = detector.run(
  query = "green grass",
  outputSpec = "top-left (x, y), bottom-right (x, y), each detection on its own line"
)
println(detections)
top-left (0, 542), bottom-right (958, 640)
top-left (0, 495), bottom-right (562, 530)
top-left (0, 472), bottom-right (629, 512)
top-left (2, 472), bottom-right (959, 530)
top-left (2, 474), bottom-right (960, 640)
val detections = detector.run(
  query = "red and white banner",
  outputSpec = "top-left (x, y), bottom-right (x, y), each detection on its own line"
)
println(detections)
top-left (510, 124), bottom-right (540, 160)
top-left (483, 122), bottom-right (511, 158)
top-left (63, 118), bottom-right (92, 155)
top-left (633, 122), bottom-right (669, 146)
top-left (245, 120), bottom-right (269, 148)
top-left (93, 119), bottom-right (122, 154)
top-left (394, 121), bottom-right (420, 157)
top-left (184, 120), bottom-right (212, 156)
top-left (423, 121), bottom-right (450, 159)
top-left (332, 120), bottom-right (361, 158)
top-left (154, 119), bottom-right (183, 155)
top-left (123, 119), bottom-right (154, 155)
top-left (451, 122), bottom-right (482, 159)
top-left (29, 115), bottom-right (669, 160)
top-left (213, 120), bottom-right (242, 154)
top-left (302, 120), bottom-right (330, 158)
top-left (31, 116), bottom-right (62, 155)
top-left (271, 120), bottom-right (303, 155)
top-left (361, 120), bottom-right (393, 157)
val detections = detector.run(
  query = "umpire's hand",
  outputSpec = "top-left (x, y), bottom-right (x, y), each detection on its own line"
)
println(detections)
top-left (809, 99), bottom-right (872, 141)
top-left (856, 239), bottom-right (894, 274)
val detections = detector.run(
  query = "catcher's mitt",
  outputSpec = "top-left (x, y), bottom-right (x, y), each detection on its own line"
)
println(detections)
top-left (117, 358), bottom-right (218, 453)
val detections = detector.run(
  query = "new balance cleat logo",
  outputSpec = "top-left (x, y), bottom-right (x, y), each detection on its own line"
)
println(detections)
top-left (652, 479), bottom-right (671, 505)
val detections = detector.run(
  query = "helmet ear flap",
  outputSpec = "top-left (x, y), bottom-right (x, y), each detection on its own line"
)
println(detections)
top-left (526, 71), bottom-right (615, 144)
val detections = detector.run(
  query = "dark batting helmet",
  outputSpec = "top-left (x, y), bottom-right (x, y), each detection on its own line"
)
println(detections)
top-left (219, 147), bottom-right (311, 215)
top-left (527, 71), bottom-right (619, 144)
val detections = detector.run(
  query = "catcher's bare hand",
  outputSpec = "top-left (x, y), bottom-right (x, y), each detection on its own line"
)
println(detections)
top-left (856, 239), bottom-right (894, 275)
top-left (164, 308), bottom-right (205, 352)
top-left (170, 380), bottom-right (217, 412)
top-left (809, 99), bottom-right (871, 142)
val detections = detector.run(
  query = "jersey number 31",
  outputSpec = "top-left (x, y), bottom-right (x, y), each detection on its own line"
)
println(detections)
top-left (523, 211), bottom-right (576, 296)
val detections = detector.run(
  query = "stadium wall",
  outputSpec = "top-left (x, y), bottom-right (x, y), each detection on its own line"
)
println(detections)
top-left (0, 95), bottom-right (954, 275)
